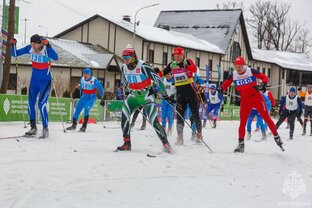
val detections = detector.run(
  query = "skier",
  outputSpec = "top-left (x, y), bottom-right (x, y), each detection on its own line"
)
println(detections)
top-left (117, 46), bottom-right (173, 153)
top-left (219, 56), bottom-right (284, 152)
top-left (164, 47), bottom-right (202, 145)
top-left (10, 34), bottom-right (58, 139)
top-left (205, 84), bottom-right (223, 128)
top-left (246, 108), bottom-right (266, 140)
top-left (161, 69), bottom-right (176, 136)
top-left (66, 68), bottom-right (105, 132)
top-left (302, 84), bottom-right (312, 136)
top-left (276, 87), bottom-right (302, 140)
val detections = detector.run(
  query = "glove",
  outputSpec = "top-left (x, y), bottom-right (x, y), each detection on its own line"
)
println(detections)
top-left (217, 87), bottom-right (223, 94)
top-left (154, 67), bottom-right (160, 73)
top-left (196, 85), bottom-right (204, 93)
top-left (100, 98), bottom-right (105, 106)
top-left (41, 38), bottom-right (51, 47)
top-left (185, 69), bottom-right (193, 78)
top-left (10, 37), bottom-right (17, 45)
top-left (220, 105), bottom-right (224, 113)
top-left (259, 82), bottom-right (267, 91)
top-left (163, 95), bottom-right (176, 105)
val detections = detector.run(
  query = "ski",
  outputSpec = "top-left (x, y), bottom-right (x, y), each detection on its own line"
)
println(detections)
top-left (103, 126), bottom-right (120, 129)
top-left (0, 135), bottom-right (36, 140)
top-left (146, 154), bottom-right (156, 158)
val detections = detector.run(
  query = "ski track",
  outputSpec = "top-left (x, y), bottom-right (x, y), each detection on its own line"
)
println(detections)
top-left (0, 120), bottom-right (312, 208)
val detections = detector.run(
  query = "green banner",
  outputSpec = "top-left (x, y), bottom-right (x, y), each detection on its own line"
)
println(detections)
top-left (105, 100), bottom-right (124, 121)
top-left (220, 105), bottom-right (240, 120)
top-left (4, 6), bottom-right (19, 34)
top-left (0, 94), bottom-right (71, 122)
top-left (0, 94), bottom-right (28, 121)
top-left (47, 97), bottom-right (71, 122)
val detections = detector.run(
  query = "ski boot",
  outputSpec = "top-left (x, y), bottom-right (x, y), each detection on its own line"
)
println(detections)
top-left (163, 143), bottom-right (173, 153)
top-left (289, 131), bottom-right (294, 140)
top-left (302, 129), bottom-right (306, 136)
top-left (254, 128), bottom-right (260, 132)
top-left (117, 137), bottom-right (131, 151)
top-left (25, 120), bottom-right (37, 136)
top-left (234, 140), bottom-right (245, 153)
top-left (261, 131), bottom-right (267, 140)
top-left (212, 120), bottom-right (217, 128)
top-left (39, 127), bottom-right (49, 139)
top-left (166, 127), bottom-right (173, 136)
top-left (66, 118), bottom-right (77, 130)
top-left (246, 131), bottom-right (252, 140)
top-left (310, 129), bottom-right (312, 136)
top-left (175, 135), bottom-right (184, 145)
top-left (79, 116), bottom-right (89, 132)
top-left (190, 132), bottom-right (197, 141)
top-left (274, 135), bottom-right (285, 151)
top-left (140, 124), bottom-right (146, 130)
top-left (195, 132), bottom-right (203, 144)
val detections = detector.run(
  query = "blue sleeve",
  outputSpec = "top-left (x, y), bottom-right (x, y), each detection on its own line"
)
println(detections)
top-left (11, 45), bottom-right (32, 57)
top-left (197, 76), bottom-right (205, 85)
top-left (79, 78), bottom-right (82, 94)
top-left (95, 79), bottom-right (104, 98)
top-left (218, 92), bottom-right (223, 103)
top-left (297, 97), bottom-right (303, 113)
top-left (46, 46), bottom-right (59, 61)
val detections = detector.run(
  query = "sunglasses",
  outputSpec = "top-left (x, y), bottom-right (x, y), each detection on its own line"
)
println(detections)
top-left (122, 55), bottom-right (131, 60)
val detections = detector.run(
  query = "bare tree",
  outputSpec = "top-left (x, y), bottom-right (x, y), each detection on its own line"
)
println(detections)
top-left (247, 0), bottom-right (311, 54)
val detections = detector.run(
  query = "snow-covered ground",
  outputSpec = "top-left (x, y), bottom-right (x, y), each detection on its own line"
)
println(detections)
top-left (0, 119), bottom-right (311, 208)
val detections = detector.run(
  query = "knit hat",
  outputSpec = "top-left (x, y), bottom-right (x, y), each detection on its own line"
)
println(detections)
top-left (289, 86), bottom-right (296, 93)
top-left (83, 68), bottom-right (92, 76)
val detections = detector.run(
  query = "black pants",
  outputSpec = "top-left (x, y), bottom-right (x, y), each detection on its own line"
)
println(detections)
top-left (303, 106), bottom-right (312, 131)
top-left (176, 84), bottom-right (201, 136)
top-left (276, 110), bottom-right (297, 136)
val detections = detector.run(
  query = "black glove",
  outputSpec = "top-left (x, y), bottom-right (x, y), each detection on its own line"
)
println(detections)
top-left (100, 98), bottom-right (105, 106)
top-left (163, 95), bottom-right (176, 105)
top-left (217, 87), bottom-right (223, 94)
top-left (154, 67), bottom-right (160, 73)
top-left (259, 82), bottom-right (267, 91)
top-left (220, 105), bottom-right (224, 113)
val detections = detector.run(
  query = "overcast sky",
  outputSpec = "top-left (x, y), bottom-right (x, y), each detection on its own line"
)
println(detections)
top-left (9, 0), bottom-right (312, 48)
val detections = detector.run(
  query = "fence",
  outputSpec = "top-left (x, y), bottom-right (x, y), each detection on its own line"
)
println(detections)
top-left (0, 94), bottom-right (241, 122)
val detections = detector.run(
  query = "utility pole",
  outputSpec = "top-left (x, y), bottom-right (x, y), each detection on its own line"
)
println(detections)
top-left (0, 0), bottom-right (15, 93)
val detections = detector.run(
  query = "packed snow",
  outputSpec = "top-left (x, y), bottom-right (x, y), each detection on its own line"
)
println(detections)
top-left (0, 119), bottom-right (311, 208)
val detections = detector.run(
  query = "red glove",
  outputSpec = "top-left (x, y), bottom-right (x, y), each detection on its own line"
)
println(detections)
top-left (41, 38), bottom-right (50, 47)
top-left (10, 37), bottom-right (17, 45)
top-left (186, 69), bottom-right (193, 78)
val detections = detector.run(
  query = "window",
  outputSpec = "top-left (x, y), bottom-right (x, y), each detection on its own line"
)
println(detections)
top-left (257, 67), bottom-right (260, 71)
top-left (8, 73), bottom-right (17, 90)
top-left (162, 52), bottom-right (168, 66)
top-left (208, 59), bottom-right (213, 71)
top-left (195, 57), bottom-right (200, 68)
top-left (262, 68), bottom-right (266, 74)
top-left (148, 50), bottom-right (154, 64)
top-left (268, 68), bottom-right (271, 78)
top-left (230, 42), bottom-right (241, 63)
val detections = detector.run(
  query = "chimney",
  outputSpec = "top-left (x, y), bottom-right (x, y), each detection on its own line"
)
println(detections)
top-left (122, 15), bottom-right (131, 23)
top-left (158, 24), bottom-right (170, 31)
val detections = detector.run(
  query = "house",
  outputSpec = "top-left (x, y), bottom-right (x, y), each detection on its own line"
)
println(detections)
top-left (8, 38), bottom-right (121, 99)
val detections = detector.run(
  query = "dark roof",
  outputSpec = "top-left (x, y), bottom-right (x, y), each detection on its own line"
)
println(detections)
top-left (154, 9), bottom-right (252, 59)
top-left (13, 37), bottom-right (120, 69)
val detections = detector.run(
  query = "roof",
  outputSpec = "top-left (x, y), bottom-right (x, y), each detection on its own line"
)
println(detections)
top-left (54, 14), bottom-right (224, 54)
top-left (13, 38), bottom-right (116, 69)
top-left (154, 9), bottom-right (252, 58)
top-left (252, 48), bottom-right (312, 72)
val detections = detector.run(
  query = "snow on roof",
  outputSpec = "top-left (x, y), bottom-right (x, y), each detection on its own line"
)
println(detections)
top-left (14, 38), bottom-right (114, 69)
top-left (102, 15), bottom-right (224, 54)
top-left (154, 10), bottom-right (242, 52)
top-left (252, 48), bottom-right (312, 72)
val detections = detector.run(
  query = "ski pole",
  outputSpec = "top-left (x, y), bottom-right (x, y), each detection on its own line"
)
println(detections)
top-left (190, 83), bottom-right (214, 128)
top-left (163, 98), bottom-right (213, 153)
top-left (48, 64), bottom-right (66, 133)
top-left (13, 44), bottom-right (27, 128)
